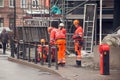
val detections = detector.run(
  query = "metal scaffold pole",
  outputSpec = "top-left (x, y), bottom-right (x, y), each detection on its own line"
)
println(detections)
top-left (14, 0), bottom-right (16, 39)
top-left (62, 0), bottom-right (65, 22)
top-left (99, 0), bottom-right (102, 44)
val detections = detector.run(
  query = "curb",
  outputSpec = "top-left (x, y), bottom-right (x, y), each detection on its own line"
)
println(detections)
top-left (8, 57), bottom-right (61, 76)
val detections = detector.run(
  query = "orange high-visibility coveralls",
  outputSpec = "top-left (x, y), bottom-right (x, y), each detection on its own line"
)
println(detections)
top-left (73, 26), bottom-right (83, 66)
top-left (37, 45), bottom-right (48, 61)
top-left (61, 28), bottom-right (66, 36)
top-left (50, 28), bottom-right (57, 45)
top-left (55, 29), bottom-right (66, 64)
top-left (50, 28), bottom-right (66, 64)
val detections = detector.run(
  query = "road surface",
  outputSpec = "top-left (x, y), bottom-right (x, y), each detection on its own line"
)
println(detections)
top-left (0, 54), bottom-right (67, 80)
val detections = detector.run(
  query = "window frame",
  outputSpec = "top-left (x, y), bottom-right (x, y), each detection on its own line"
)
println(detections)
top-left (20, 0), bottom-right (27, 8)
top-left (0, 18), bottom-right (4, 27)
top-left (32, 0), bottom-right (39, 8)
top-left (9, 0), bottom-right (14, 8)
top-left (0, 0), bottom-right (4, 7)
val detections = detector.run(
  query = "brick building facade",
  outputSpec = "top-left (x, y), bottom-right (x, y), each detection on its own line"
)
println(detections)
top-left (0, 0), bottom-right (46, 29)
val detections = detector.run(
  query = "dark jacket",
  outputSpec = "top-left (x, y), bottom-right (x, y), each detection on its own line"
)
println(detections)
top-left (0, 29), bottom-right (9, 43)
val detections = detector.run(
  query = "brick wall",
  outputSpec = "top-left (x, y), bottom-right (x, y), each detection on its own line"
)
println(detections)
top-left (0, 0), bottom-right (45, 28)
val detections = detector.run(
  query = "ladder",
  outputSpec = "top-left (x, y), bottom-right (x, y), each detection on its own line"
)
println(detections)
top-left (83, 4), bottom-right (97, 53)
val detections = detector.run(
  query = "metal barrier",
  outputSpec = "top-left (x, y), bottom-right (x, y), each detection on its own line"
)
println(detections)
top-left (10, 26), bottom-right (59, 70)
top-left (11, 40), bottom-right (59, 70)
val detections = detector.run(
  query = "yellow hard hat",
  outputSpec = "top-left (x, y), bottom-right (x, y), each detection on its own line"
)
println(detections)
top-left (40, 39), bottom-right (45, 43)
top-left (73, 20), bottom-right (79, 25)
top-left (47, 27), bottom-right (52, 33)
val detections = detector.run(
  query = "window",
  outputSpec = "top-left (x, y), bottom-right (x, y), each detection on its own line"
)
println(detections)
top-left (32, 0), bottom-right (39, 8)
top-left (0, 0), bottom-right (4, 7)
top-left (9, 0), bottom-right (14, 7)
top-left (21, 0), bottom-right (27, 8)
top-left (0, 18), bottom-right (4, 27)
top-left (9, 18), bottom-right (14, 30)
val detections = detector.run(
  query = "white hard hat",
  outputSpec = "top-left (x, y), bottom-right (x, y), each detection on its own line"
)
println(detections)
top-left (59, 23), bottom-right (64, 27)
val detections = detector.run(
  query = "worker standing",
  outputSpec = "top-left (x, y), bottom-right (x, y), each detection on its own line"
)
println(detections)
top-left (72, 20), bottom-right (83, 66)
top-left (56, 23), bottom-right (66, 65)
top-left (49, 21), bottom-right (66, 65)
top-left (49, 21), bottom-right (59, 63)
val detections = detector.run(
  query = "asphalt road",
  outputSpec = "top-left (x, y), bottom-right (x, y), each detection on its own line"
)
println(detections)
top-left (0, 55), bottom-right (67, 80)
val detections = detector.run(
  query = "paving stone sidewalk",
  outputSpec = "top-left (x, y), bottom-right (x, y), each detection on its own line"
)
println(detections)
top-left (2, 48), bottom-right (120, 80)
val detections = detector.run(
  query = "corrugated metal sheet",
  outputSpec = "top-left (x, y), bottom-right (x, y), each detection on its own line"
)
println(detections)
top-left (17, 27), bottom-right (49, 43)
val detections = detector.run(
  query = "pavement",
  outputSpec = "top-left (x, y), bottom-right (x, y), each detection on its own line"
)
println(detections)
top-left (0, 48), bottom-right (120, 80)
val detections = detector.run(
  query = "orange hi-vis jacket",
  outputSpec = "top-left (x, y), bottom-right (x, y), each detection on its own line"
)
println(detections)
top-left (50, 28), bottom-right (66, 44)
top-left (74, 26), bottom-right (83, 38)
top-left (50, 28), bottom-right (58, 44)
top-left (55, 29), bottom-right (66, 40)
top-left (73, 25), bottom-right (83, 62)
top-left (37, 45), bottom-right (48, 60)
top-left (61, 28), bottom-right (66, 36)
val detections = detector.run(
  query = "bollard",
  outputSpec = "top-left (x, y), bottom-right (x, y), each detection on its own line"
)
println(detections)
top-left (55, 45), bottom-right (58, 70)
top-left (48, 44), bottom-right (51, 67)
top-left (41, 43), bottom-right (44, 65)
top-left (23, 41), bottom-right (26, 60)
top-left (28, 44), bottom-right (31, 62)
top-left (10, 38), bottom-right (15, 58)
top-left (35, 42), bottom-right (38, 64)
top-left (99, 44), bottom-right (110, 75)
top-left (17, 42), bottom-right (19, 59)
top-left (19, 40), bottom-right (25, 60)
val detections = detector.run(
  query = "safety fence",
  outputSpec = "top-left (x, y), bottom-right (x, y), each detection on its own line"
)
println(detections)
top-left (10, 40), bottom-right (59, 70)
top-left (10, 26), bottom-right (60, 70)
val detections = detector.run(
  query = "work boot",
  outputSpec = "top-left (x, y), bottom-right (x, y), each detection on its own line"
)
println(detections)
top-left (58, 63), bottom-right (62, 66)
top-left (76, 60), bottom-right (81, 67)
top-left (61, 63), bottom-right (65, 67)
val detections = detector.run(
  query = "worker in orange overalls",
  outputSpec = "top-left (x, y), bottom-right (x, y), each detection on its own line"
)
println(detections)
top-left (55, 23), bottom-right (66, 65)
top-left (72, 20), bottom-right (83, 66)
top-left (50, 21), bottom-right (66, 65)
top-left (49, 21), bottom-right (59, 63)
top-left (37, 39), bottom-right (48, 62)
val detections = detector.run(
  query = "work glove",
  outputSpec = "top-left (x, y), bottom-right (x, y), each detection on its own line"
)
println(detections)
top-left (75, 51), bottom-right (78, 56)
top-left (50, 41), bottom-right (54, 45)
top-left (72, 34), bottom-right (82, 40)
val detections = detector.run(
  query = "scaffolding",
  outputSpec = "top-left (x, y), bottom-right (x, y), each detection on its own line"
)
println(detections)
top-left (19, 0), bottom-right (94, 52)
top-left (18, 0), bottom-right (109, 53)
